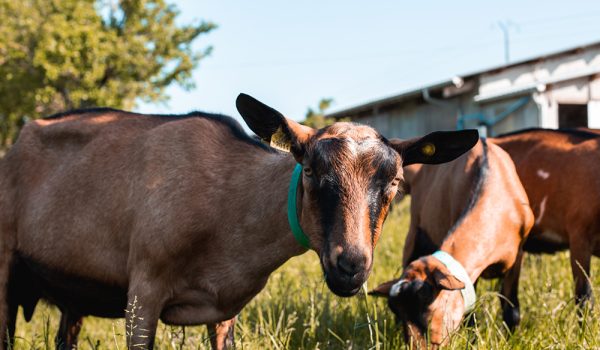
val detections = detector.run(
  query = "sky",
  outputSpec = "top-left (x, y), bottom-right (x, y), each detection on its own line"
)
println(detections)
top-left (137, 1), bottom-right (600, 126)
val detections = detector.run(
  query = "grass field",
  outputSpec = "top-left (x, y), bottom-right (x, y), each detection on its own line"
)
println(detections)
top-left (11, 198), bottom-right (600, 349)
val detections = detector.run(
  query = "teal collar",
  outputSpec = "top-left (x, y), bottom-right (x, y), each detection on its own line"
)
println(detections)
top-left (288, 164), bottom-right (310, 249)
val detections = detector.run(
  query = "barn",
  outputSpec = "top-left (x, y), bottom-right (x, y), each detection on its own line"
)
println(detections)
top-left (327, 42), bottom-right (600, 138)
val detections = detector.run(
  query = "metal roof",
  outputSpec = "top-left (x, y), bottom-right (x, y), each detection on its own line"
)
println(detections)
top-left (326, 41), bottom-right (600, 119)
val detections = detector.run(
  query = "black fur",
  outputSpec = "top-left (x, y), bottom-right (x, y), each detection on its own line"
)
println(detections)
top-left (44, 107), bottom-right (274, 153)
top-left (44, 107), bottom-right (122, 120)
top-left (496, 127), bottom-right (600, 140)
top-left (310, 138), bottom-right (345, 239)
top-left (447, 138), bottom-right (489, 235)
top-left (406, 227), bottom-right (439, 263)
top-left (401, 130), bottom-right (479, 166)
top-left (389, 280), bottom-right (434, 333)
top-left (523, 237), bottom-right (569, 253)
top-left (367, 144), bottom-right (400, 242)
top-left (235, 93), bottom-right (286, 144)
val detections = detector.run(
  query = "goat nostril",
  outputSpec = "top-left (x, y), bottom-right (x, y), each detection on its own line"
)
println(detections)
top-left (337, 255), bottom-right (358, 276)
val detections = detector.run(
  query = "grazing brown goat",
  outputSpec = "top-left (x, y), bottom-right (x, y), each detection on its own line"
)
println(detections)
top-left (0, 94), bottom-right (478, 350)
top-left (492, 128), bottom-right (600, 308)
top-left (371, 139), bottom-right (534, 348)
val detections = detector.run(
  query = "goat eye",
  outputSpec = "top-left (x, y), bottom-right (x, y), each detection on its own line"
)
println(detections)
top-left (391, 177), bottom-right (401, 187)
top-left (304, 167), bottom-right (313, 177)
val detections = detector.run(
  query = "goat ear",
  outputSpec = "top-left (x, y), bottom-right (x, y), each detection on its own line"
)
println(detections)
top-left (369, 279), bottom-right (399, 297)
top-left (390, 130), bottom-right (479, 166)
top-left (236, 93), bottom-right (314, 161)
top-left (432, 267), bottom-right (465, 290)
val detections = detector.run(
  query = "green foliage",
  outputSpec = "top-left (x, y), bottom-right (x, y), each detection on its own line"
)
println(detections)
top-left (303, 98), bottom-right (338, 129)
top-left (12, 199), bottom-right (600, 349)
top-left (0, 0), bottom-right (215, 147)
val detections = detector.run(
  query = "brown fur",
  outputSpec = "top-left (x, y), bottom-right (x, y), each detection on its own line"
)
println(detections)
top-left (0, 95), bottom-right (478, 349)
top-left (492, 128), bottom-right (600, 307)
top-left (372, 139), bottom-right (534, 347)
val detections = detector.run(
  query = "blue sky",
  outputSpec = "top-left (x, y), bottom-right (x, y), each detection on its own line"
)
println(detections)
top-left (137, 1), bottom-right (600, 125)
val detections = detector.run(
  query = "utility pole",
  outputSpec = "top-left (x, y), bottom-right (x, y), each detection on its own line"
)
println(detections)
top-left (497, 20), bottom-right (516, 64)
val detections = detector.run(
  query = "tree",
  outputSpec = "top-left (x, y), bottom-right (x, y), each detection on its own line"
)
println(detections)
top-left (0, 0), bottom-right (215, 147)
top-left (303, 98), bottom-right (335, 129)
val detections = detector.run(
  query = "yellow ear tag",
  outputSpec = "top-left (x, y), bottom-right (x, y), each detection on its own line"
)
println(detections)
top-left (270, 126), bottom-right (292, 153)
top-left (421, 143), bottom-right (436, 156)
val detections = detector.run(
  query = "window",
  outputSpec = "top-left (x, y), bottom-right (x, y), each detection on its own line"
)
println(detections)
top-left (558, 104), bottom-right (588, 128)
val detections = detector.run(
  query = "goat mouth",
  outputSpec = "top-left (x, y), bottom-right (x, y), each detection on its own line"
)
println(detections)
top-left (325, 279), bottom-right (362, 297)
top-left (322, 265), bottom-right (367, 297)
top-left (319, 250), bottom-right (372, 297)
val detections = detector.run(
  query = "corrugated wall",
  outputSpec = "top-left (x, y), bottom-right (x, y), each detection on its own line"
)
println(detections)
top-left (354, 101), bottom-right (459, 139)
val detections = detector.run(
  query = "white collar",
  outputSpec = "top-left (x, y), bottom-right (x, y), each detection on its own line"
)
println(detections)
top-left (431, 250), bottom-right (476, 313)
top-left (389, 251), bottom-right (477, 314)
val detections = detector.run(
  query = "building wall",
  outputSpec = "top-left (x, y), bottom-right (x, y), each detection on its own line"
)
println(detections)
top-left (591, 74), bottom-right (600, 100)
top-left (487, 99), bottom-right (540, 135)
top-left (590, 75), bottom-right (600, 127)
top-left (457, 97), bottom-right (540, 136)
top-left (477, 46), bottom-right (600, 130)
top-left (478, 47), bottom-right (600, 99)
top-left (343, 46), bottom-right (600, 137)
top-left (352, 91), bottom-right (540, 138)
top-left (356, 100), bottom-right (459, 139)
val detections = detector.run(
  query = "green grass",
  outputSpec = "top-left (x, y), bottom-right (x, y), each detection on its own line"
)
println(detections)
top-left (12, 199), bottom-right (600, 349)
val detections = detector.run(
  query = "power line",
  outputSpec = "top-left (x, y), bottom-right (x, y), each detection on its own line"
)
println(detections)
top-left (202, 13), bottom-right (600, 70)
top-left (518, 11), bottom-right (600, 26)
top-left (204, 39), bottom-right (501, 70)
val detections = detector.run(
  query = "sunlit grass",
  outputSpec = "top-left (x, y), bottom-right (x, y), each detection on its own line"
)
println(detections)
top-left (12, 198), bottom-right (600, 349)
